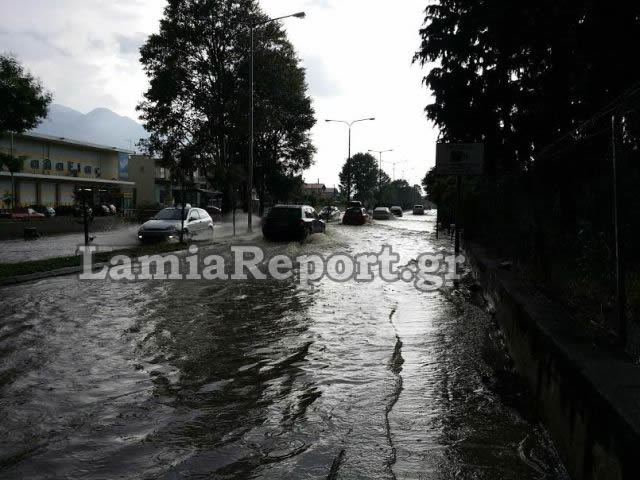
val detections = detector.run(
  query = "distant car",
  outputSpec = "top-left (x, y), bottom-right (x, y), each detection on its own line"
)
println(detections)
top-left (10, 208), bottom-right (45, 220)
top-left (373, 207), bottom-right (392, 220)
top-left (342, 207), bottom-right (369, 225)
top-left (73, 204), bottom-right (93, 218)
top-left (108, 204), bottom-right (117, 215)
top-left (94, 204), bottom-right (111, 216)
top-left (262, 205), bottom-right (326, 241)
top-left (390, 206), bottom-right (403, 217)
top-left (412, 205), bottom-right (425, 215)
top-left (320, 206), bottom-right (340, 221)
top-left (31, 205), bottom-right (56, 217)
top-left (138, 206), bottom-right (213, 242)
top-left (347, 200), bottom-right (363, 209)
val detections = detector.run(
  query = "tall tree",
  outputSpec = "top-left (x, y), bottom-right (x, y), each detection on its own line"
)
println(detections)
top-left (338, 152), bottom-right (382, 206)
top-left (0, 55), bottom-right (52, 134)
top-left (137, 0), bottom-right (315, 213)
top-left (0, 54), bottom-right (52, 209)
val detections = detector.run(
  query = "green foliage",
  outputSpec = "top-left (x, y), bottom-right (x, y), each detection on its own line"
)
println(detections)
top-left (380, 180), bottom-right (423, 209)
top-left (415, 1), bottom-right (640, 175)
top-left (416, 2), bottom-right (640, 343)
top-left (0, 153), bottom-right (24, 173)
top-left (0, 55), bottom-right (52, 134)
top-left (338, 152), bottom-right (381, 206)
top-left (137, 0), bottom-right (315, 212)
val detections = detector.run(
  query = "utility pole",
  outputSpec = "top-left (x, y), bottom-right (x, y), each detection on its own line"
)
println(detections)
top-left (326, 118), bottom-right (376, 201)
top-left (368, 149), bottom-right (393, 202)
top-left (611, 114), bottom-right (626, 346)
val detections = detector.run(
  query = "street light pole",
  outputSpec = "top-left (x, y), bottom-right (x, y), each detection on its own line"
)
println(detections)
top-left (389, 159), bottom-right (406, 181)
top-left (368, 149), bottom-right (393, 200)
top-left (248, 11), bottom-right (305, 233)
top-left (326, 117), bottom-right (375, 200)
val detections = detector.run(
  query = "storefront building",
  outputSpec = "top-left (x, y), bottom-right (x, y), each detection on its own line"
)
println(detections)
top-left (0, 132), bottom-right (136, 209)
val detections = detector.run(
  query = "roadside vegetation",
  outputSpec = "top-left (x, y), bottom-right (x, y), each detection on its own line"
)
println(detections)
top-left (0, 241), bottom-right (200, 281)
top-left (137, 0), bottom-right (316, 216)
top-left (416, 1), bottom-right (640, 354)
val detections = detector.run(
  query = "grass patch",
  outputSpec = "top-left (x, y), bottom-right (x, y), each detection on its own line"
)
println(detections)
top-left (0, 241), bottom-right (200, 280)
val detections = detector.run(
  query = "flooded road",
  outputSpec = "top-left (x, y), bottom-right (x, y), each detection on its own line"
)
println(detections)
top-left (0, 212), bottom-right (567, 479)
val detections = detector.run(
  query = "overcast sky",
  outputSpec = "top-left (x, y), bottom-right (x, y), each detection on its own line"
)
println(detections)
top-left (1, 0), bottom-right (439, 188)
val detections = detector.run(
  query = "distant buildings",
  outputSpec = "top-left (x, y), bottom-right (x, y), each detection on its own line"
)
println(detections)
top-left (0, 132), bottom-right (135, 209)
top-left (0, 132), bottom-right (221, 211)
top-left (303, 182), bottom-right (338, 201)
top-left (129, 155), bottom-right (221, 208)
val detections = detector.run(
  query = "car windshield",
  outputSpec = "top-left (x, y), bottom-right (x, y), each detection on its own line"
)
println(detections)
top-left (268, 207), bottom-right (301, 219)
top-left (153, 208), bottom-right (187, 221)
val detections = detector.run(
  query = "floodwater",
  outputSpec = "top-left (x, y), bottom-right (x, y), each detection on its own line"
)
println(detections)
top-left (0, 211), bottom-right (568, 479)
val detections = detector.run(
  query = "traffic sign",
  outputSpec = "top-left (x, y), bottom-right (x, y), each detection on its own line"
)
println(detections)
top-left (436, 143), bottom-right (484, 175)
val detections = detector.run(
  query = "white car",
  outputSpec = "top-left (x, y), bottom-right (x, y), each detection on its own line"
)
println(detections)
top-left (138, 206), bottom-right (213, 242)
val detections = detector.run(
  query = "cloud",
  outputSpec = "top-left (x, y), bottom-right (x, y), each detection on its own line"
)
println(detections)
top-left (115, 32), bottom-right (147, 55)
top-left (302, 55), bottom-right (340, 98)
top-left (0, 29), bottom-right (71, 61)
top-left (304, 0), bottom-right (332, 8)
top-left (0, 0), bottom-right (164, 117)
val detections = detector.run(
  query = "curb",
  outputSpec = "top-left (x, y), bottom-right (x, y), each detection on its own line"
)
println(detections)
top-left (0, 246), bottom-right (195, 288)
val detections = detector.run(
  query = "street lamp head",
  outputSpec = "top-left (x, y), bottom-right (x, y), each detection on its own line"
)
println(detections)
top-left (293, 12), bottom-right (306, 19)
top-left (368, 117), bottom-right (376, 121)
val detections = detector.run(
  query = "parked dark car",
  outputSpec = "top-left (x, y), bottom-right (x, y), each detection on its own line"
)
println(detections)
top-left (412, 205), bottom-right (425, 215)
top-left (262, 205), bottom-right (326, 241)
top-left (373, 207), bottom-right (392, 220)
top-left (390, 206), bottom-right (403, 217)
top-left (30, 205), bottom-right (56, 217)
top-left (93, 204), bottom-right (111, 216)
top-left (342, 207), bottom-right (369, 225)
top-left (10, 208), bottom-right (45, 220)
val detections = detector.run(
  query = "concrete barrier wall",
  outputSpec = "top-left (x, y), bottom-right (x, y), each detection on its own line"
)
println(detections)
top-left (467, 243), bottom-right (640, 480)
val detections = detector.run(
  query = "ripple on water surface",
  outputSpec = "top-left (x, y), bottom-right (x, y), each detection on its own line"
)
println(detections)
top-left (0, 213), bottom-right (567, 479)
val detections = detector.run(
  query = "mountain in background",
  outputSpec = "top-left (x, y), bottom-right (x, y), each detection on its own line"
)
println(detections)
top-left (31, 104), bottom-right (149, 152)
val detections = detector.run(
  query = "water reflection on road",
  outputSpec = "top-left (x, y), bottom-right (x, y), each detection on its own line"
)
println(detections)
top-left (0, 212), bottom-right (568, 479)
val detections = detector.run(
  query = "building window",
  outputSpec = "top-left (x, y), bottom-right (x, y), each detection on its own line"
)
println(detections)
top-left (56, 162), bottom-right (64, 171)
top-left (30, 159), bottom-right (39, 169)
top-left (43, 159), bottom-right (52, 170)
top-left (84, 165), bottom-right (92, 174)
top-left (95, 167), bottom-right (101, 177)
